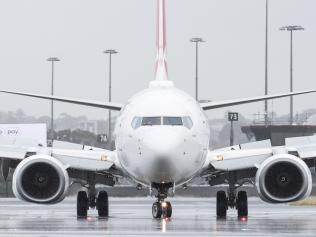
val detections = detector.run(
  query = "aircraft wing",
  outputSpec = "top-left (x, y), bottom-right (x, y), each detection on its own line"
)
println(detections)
top-left (51, 148), bottom-right (119, 172)
top-left (0, 90), bottom-right (123, 111)
top-left (199, 137), bottom-right (316, 184)
top-left (204, 147), bottom-right (273, 172)
top-left (0, 144), bottom-right (124, 181)
top-left (200, 90), bottom-right (316, 110)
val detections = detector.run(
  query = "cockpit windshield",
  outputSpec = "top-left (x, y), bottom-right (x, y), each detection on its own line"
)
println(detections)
top-left (132, 116), bottom-right (193, 129)
top-left (141, 117), bottom-right (161, 126)
top-left (163, 117), bottom-right (183, 126)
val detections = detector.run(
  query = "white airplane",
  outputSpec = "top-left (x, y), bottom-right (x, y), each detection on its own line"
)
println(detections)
top-left (1, 0), bottom-right (316, 219)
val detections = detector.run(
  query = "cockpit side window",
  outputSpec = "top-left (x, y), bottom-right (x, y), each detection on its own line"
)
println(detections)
top-left (163, 117), bottom-right (183, 126)
top-left (141, 117), bottom-right (161, 126)
top-left (131, 117), bottom-right (142, 129)
top-left (182, 116), bottom-right (193, 129)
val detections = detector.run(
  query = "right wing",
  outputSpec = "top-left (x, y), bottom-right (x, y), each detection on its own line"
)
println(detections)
top-left (0, 90), bottom-right (123, 111)
top-left (200, 90), bottom-right (316, 110)
top-left (199, 137), bottom-right (316, 185)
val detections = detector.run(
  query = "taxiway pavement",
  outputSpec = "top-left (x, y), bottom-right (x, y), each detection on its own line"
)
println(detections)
top-left (0, 197), bottom-right (315, 236)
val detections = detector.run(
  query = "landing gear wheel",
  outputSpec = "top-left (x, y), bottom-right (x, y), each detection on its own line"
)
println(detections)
top-left (216, 191), bottom-right (227, 218)
top-left (152, 202), bottom-right (162, 219)
top-left (97, 191), bottom-right (109, 218)
top-left (77, 191), bottom-right (88, 218)
top-left (236, 191), bottom-right (248, 217)
top-left (164, 201), bottom-right (172, 218)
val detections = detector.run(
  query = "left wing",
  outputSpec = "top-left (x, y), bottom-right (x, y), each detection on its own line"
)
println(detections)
top-left (0, 144), bottom-right (124, 181)
top-left (0, 90), bottom-right (123, 111)
top-left (0, 143), bottom-right (127, 204)
top-left (51, 148), bottom-right (118, 172)
top-left (200, 90), bottom-right (316, 110)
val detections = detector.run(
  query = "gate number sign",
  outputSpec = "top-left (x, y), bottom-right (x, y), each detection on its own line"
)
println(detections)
top-left (228, 112), bottom-right (238, 122)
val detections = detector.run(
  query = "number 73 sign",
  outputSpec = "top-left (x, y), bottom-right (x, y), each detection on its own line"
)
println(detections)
top-left (228, 112), bottom-right (239, 122)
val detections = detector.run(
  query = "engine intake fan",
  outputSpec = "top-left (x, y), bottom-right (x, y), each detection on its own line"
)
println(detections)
top-left (255, 154), bottom-right (312, 203)
top-left (13, 155), bottom-right (69, 204)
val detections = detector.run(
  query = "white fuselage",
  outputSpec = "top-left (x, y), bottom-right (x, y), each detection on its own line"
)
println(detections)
top-left (114, 80), bottom-right (210, 187)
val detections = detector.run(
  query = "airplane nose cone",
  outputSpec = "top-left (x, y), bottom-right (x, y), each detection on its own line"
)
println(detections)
top-left (142, 129), bottom-right (183, 156)
top-left (141, 128), bottom-right (184, 183)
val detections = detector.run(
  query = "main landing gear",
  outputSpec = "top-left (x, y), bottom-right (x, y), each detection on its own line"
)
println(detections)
top-left (216, 190), bottom-right (248, 218)
top-left (77, 174), bottom-right (109, 218)
top-left (151, 183), bottom-right (173, 219)
top-left (77, 190), bottom-right (109, 218)
top-left (216, 173), bottom-right (248, 218)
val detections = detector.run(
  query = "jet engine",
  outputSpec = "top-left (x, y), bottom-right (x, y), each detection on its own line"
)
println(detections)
top-left (255, 154), bottom-right (312, 203)
top-left (12, 155), bottom-right (69, 204)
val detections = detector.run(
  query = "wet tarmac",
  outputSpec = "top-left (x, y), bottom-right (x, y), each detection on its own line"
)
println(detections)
top-left (0, 197), bottom-right (315, 236)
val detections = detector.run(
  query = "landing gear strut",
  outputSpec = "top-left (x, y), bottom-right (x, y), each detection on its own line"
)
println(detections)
top-left (151, 183), bottom-right (173, 219)
top-left (76, 173), bottom-right (109, 218)
top-left (216, 172), bottom-right (248, 218)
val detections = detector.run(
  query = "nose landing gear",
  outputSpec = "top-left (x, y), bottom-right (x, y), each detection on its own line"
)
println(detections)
top-left (152, 201), bottom-right (172, 218)
top-left (151, 182), bottom-right (173, 219)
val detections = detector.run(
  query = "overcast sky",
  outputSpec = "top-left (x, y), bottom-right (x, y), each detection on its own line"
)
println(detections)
top-left (0, 0), bottom-right (315, 121)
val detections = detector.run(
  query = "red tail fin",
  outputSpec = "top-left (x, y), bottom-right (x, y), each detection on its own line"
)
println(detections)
top-left (155, 0), bottom-right (168, 81)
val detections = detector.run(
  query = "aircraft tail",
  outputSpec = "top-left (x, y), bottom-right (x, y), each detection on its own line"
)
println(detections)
top-left (155, 0), bottom-right (168, 81)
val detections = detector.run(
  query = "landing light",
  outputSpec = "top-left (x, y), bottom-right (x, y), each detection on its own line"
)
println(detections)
top-left (101, 155), bottom-right (108, 161)
top-left (239, 216), bottom-right (248, 222)
top-left (161, 201), bottom-right (168, 208)
top-left (215, 155), bottom-right (224, 161)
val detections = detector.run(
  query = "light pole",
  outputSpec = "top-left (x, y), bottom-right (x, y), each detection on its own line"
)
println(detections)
top-left (264, 0), bottom-right (269, 125)
top-left (103, 49), bottom-right (118, 149)
top-left (190, 38), bottom-right (205, 101)
top-left (279, 25), bottom-right (304, 124)
top-left (46, 57), bottom-right (60, 146)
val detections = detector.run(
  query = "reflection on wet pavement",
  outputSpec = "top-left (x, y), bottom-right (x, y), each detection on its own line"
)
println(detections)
top-left (0, 197), bottom-right (315, 236)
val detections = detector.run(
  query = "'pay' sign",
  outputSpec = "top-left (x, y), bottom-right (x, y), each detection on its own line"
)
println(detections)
top-left (7, 129), bottom-right (19, 136)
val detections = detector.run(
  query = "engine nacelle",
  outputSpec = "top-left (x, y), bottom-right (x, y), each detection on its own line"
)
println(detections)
top-left (255, 154), bottom-right (312, 203)
top-left (13, 155), bottom-right (69, 204)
